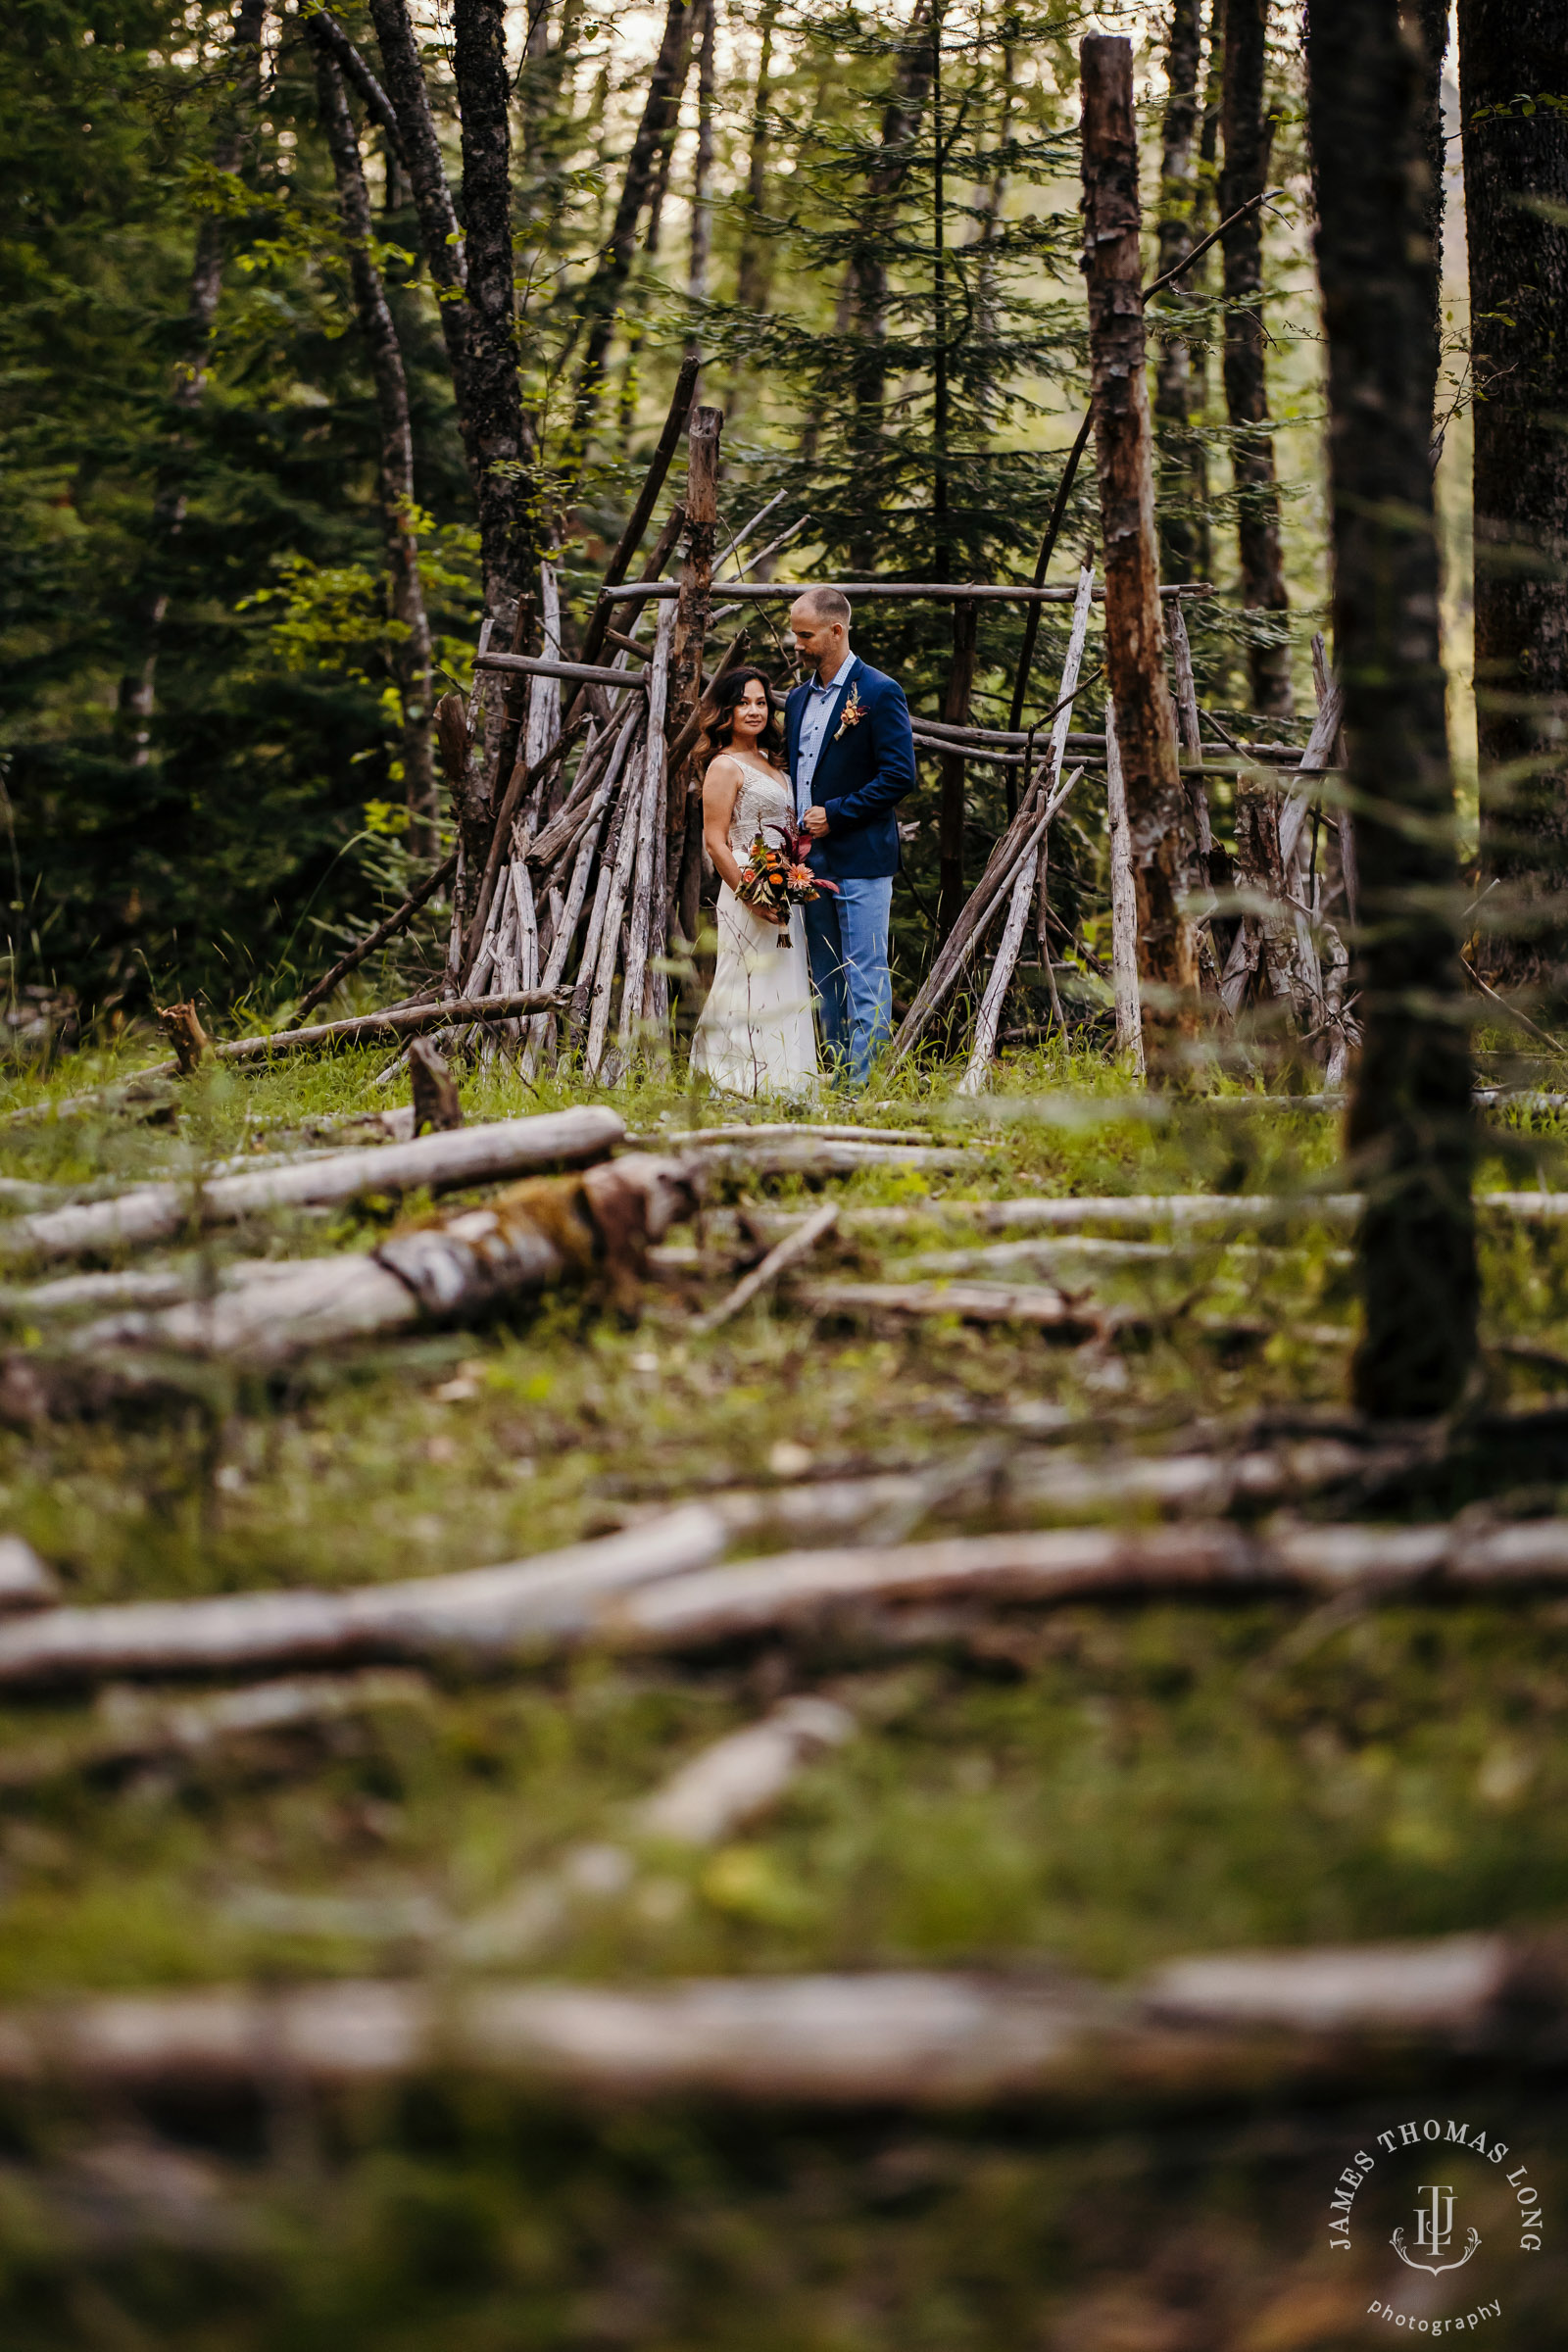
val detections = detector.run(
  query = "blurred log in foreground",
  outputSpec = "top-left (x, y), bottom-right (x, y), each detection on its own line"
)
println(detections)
top-left (7, 1508), bottom-right (1568, 1691)
top-left (0, 1933), bottom-right (1552, 2105)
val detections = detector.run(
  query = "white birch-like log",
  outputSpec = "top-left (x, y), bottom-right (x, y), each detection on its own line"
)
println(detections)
top-left (583, 739), bottom-right (648, 1079)
top-left (0, 1108), bottom-right (624, 1262)
top-left (618, 601), bottom-right (676, 1057)
top-left (0, 1934), bottom-right (1544, 2105)
top-left (961, 567), bottom-right (1099, 1094)
top-left (32, 1155), bottom-right (698, 1374)
top-left (960, 772), bottom-right (1084, 1095)
top-left (0, 1502), bottom-right (727, 1690)
top-left (523, 560), bottom-right (562, 781)
top-left (1104, 702), bottom-right (1146, 1073)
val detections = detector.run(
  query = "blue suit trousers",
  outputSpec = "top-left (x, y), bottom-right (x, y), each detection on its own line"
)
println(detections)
top-left (803, 876), bottom-right (894, 1087)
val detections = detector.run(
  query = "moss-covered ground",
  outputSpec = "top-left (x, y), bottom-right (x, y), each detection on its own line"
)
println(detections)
top-left (0, 1034), bottom-right (1565, 2346)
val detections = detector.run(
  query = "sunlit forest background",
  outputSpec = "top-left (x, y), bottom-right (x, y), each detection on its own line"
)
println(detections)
top-left (0, 0), bottom-right (1476, 1028)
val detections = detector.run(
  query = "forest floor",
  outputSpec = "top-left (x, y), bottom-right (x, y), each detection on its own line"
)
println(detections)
top-left (0, 1032), bottom-right (1566, 2349)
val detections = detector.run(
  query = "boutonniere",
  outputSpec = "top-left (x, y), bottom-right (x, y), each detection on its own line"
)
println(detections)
top-left (832, 682), bottom-right (866, 742)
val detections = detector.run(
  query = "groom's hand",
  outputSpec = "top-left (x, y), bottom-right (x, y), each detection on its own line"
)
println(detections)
top-left (802, 804), bottom-right (829, 836)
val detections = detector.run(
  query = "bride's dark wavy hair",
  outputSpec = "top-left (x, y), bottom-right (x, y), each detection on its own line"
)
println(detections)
top-left (699, 665), bottom-right (786, 771)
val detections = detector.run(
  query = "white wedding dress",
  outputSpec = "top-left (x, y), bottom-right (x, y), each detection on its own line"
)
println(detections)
top-left (690, 759), bottom-right (818, 1099)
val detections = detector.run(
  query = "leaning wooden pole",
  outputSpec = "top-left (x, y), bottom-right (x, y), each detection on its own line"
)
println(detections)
top-left (1306, 0), bottom-right (1477, 1417)
top-left (668, 402), bottom-right (722, 943)
top-left (1079, 34), bottom-right (1198, 1055)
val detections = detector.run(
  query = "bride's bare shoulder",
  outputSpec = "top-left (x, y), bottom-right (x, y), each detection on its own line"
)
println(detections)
top-left (705, 752), bottom-right (745, 791)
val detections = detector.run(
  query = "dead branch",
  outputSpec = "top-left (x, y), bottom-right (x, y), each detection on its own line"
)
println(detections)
top-left (295, 854), bottom-right (458, 1022)
top-left (634, 1695), bottom-right (856, 1844)
top-left (692, 1201), bottom-right (838, 1333)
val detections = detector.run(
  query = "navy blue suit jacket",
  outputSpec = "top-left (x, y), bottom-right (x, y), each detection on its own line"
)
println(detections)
top-left (785, 658), bottom-right (916, 883)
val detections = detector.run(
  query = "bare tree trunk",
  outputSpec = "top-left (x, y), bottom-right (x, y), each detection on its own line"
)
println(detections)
top-left (687, 0), bottom-right (715, 389)
top-left (452, 0), bottom-right (539, 624)
top-left (735, 0), bottom-right (781, 311)
top-left (936, 603), bottom-right (978, 944)
top-left (1080, 34), bottom-right (1198, 1048)
top-left (311, 39), bottom-right (438, 850)
top-left (1404, 0), bottom-right (1448, 404)
top-left (367, 0), bottom-right (479, 527)
top-left (1220, 0), bottom-right (1293, 717)
top-left (1153, 0), bottom-right (1205, 586)
top-left (117, 0), bottom-right (267, 760)
top-left (1307, 0), bottom-right (1477, 1419)
top-left (1459, 0), bottom-right (1568, 996)
top-left (567, 0), bottom-right (697, 466)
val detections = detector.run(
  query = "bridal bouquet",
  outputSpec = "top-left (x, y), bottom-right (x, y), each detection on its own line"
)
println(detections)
top-left (735, 825), bottom-right (839, 943)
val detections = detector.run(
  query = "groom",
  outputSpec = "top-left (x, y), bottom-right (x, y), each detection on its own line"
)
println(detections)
top-left (786, 587), bottom-right (916, 1086)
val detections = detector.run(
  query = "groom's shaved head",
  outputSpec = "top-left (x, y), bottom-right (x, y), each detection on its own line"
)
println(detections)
top-left (789, 586), bottom-right (854, 684)
top-left (795, 586), bottom-right (852, 626)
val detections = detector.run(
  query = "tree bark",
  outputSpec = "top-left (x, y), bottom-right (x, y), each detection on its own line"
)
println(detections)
top-left (734, 0), bottom-right (781, 312)
top-left (367, 0), bottom-right (479, 512)
top-left (1307, 0), bottom-right (1478, 1419)
top-left (1219, 0), bottom-right (1293, 716)
top-left (687, 0), bottom-right (716, 376)
top-left (1080, 35), bottom-right (1198, 1045)
top-left (452, 0), bottom-right (539, 622)
top-left (1404, 0), bottom-right (1448, 398)
top-left (1153, 0), bottom-right (1205, 587)
top-left (311, 40), bottom-right (438, 847)
top-left (1458, 0), bottom-right (1568, 994)
top-left (668, 407), bottom-right (721, 941)
top-left (566, 0), bottom-right (697, 466)
top-left (116, 0), bottom-right (267, 760)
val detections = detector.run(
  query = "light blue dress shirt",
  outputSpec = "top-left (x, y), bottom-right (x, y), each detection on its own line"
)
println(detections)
top-left (794, 654), bottom-right (858, 820)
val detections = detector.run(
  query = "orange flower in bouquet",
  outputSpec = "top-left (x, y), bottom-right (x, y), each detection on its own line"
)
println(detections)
top-left (735, 825), bottom-right (839, 943)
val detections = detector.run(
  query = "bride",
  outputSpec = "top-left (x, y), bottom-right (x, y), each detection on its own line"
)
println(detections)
top-left (689, 667), bottom-right (818, 1098)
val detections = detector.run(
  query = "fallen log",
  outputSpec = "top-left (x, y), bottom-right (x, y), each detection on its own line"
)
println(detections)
top-left (0, 1933), bottom-right (1552, 2104)
top-left (474, 653), bottom-right (650, 692)
top-left (16, 1493), bottom-right (1562, 1695)
top-left (797, 1279), bottom-right (1102, 1336)
top-left (698, 1139), bottom-right (980, 1180)
top-left (193, 986), bottom-right (571, 1071)
top-left (0, 1106), bottom-right (624, 1263)
top-left (0, 1501), bottom-right (727, 1690)
top-left (5, 1156), bottom-right (699, 1387)
top-left (607, 1514), bottom-right (1568, 1653)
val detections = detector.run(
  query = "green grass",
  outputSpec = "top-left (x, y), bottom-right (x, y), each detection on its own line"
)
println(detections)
top-left (1, 1031), bottom-right (1567, 2344)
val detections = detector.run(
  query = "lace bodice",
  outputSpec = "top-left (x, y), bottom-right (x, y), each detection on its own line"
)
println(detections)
top-left (720, 758), bottom-right (794, 860)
